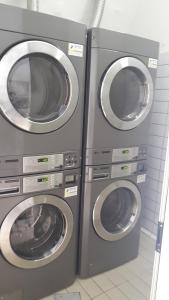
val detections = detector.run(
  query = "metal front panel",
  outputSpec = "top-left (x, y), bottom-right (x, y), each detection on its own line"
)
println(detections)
top-left (0, 290), bottom-right (23, 300)
top-left (0, 40), bottom-right (79, 133)
top-left (23, 154), bottom-right (64, 173)
top-left (23, 173), bottom-right (63, 193)
top-left (100, 57), bottom-right (154, 130)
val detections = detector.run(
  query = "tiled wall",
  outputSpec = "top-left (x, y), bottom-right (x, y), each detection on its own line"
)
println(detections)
top-left (142, 53), bottom-right (169, 235)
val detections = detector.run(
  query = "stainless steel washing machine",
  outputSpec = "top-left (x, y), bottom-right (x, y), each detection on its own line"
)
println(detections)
top-left (79, 161), bottom-right (146, 277)
top-left (0, 168), bottom-right (80, 300)
top-left (84, 28), bottom-right (159, 166)
top-left (0, 4), bottom-right (86, 177)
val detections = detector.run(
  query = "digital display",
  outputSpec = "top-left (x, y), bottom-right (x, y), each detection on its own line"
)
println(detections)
top-left (122, 150), bottom-right (129, 154)
top-left (38, 157), bottom-right (48, 163)
top-left (65, 175), bottom-right (75, 184)
top-left (38, 177), bottom-right (48, 183)
top-left (121, 166), bottom-right (128, 170)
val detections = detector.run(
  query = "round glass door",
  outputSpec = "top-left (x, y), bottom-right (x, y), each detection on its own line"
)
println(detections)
top-left (0, 41), bottom-right (79, 133)
top-left (0, 195), bottom-right (73, 269)
top-left (100, 57), bottom-right (154, 130)
top-left (93, 180), bottom-right (141, 241)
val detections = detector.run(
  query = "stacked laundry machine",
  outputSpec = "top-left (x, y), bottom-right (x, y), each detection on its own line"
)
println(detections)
top-left (0, 3), bottom-right (160, 298)
top-left (79, 28), bottom-right (159, 277)
top-left (0, 4), bottom-right (86, 300)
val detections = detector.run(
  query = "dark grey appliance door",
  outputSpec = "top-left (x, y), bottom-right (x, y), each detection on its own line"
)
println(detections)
top-left (100, 57), bottom-right (154, 130)
top-left (0, 195), bottom-right (73, 269)
top-left (0, 40), bottom-right (79, 133)
top-left (93, 180), bottom-right (141, 241)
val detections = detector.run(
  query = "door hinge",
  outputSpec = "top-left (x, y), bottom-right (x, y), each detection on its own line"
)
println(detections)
top-left (156, 222), bottom-right (164, 253)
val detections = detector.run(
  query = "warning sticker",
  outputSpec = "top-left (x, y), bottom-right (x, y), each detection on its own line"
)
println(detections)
top-left (148, 58), bottom-right (158, 69)
top-left (64, 186), bottom-right (78, 198)
top-left (68, 43), bottom-right (83, 57)
top-left (137, 174), bottom-right (146, 184)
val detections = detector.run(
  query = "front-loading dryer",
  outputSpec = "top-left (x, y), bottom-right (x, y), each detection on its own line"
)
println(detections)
top-left (0, 168), bottom-right (80, 300)
top-left (0, 4), bottom-right (86, 177)
top-left (79, 161), bottom-right (146, 277)
top-left (84, 28), bottom-right (159, 166)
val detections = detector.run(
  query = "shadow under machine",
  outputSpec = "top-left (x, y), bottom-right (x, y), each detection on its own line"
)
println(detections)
top-left (0, 3), bottom-right (86, 177)
top-left (0, 4), bottom-right (86, 300)
top-left (84, 28), bottom-right (159, 166)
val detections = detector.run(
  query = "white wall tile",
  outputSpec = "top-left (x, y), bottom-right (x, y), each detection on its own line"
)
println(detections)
top-left (148, 157), bottom-right (161, 169)
top-left (156, 77), bottom-right (169, 90)
top-left (142, 217), bottom-right (154, 232)
top-left (155, 89), bottom-right (169, 102)
top-left (143, 55), bottom-right (169, 235)
top-left (148, 146), bottom-right (162, 159)
top-left (143, 198), bottom-right (157, 213)
top-left (157, 64), bottom-right (169, 78)
top-left (162, 137), bottom-right (168, 148)
top-left (147, 167), bottom-right (160, 180)
top-left (153, 101), bottom-right (169, 113)
top-left (149, 135), bottom-right (164, 147)
top-left (151, 113), bottom-right (166, 125)
top-left (142, 208), bottom-right (155, 223)
top-left (149, 123), bottom-right (166, 136)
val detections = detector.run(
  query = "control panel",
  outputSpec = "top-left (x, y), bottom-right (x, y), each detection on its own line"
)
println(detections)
top-left (112, 146), bottom-right (147, 163)
top-left (0, 170), bottom-right (79, 197)
top-left (86, 161), bottom-right (147, 182)
top-left (64, 152), bottom-right (79, 168)
top-left (0, 151), bottom-right (80, 177)
top-left (111, 162), bottom-right (139, 178)
top-left (85, 145), bottom-right (147, 165)
top-left (23, 172), bottom-right (63, 193)
top-left (23, 152), bottom-right (80, 174)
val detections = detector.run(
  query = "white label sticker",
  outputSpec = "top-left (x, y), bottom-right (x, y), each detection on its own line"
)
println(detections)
top-left (137, 174), bottom-right (146, 184)
top-left (68, 43), bottom-right (83, 57)
top-left (148, 58), bottom-right (158, 69)
top-left (64, 186), bottom-right (78, 198)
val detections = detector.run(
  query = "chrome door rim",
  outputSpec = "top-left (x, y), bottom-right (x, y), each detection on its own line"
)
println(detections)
top-left (100, 57), bottom-right (154, 130)
top-left (0, 195), bottom-right (73, 269)
top-left (0, 40), bottom-right (79, 133)
top-left (93, 180), bottom-right (141, 241)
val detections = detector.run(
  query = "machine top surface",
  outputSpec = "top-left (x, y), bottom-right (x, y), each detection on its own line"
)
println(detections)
top-left (89, 27), bottom-right (159, 57)
top-left (0, 3), bottom-right (86, 44)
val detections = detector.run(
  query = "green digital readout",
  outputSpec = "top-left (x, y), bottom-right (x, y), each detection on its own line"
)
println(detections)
top-left (38, 177), bottom-right (48, 183)
top-left (122, 149), bottom-right (129, 154)
top-left (38, 157), bottom-right (48, 163)
top-left (121, 166), bottom-right (128, 171)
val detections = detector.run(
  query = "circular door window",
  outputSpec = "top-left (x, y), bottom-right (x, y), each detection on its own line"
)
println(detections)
top-left (93, 180), bottom-right (141, 241)
top-left (0, 40), bottom-right (79, 133)
top-left (0, 195), bottom-right (73, 269)
top-left (100, 57), bottom-right (154, 130)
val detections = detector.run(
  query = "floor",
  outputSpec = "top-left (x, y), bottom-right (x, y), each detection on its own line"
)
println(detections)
top-left (41, 231), bottom-right (155, 300)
